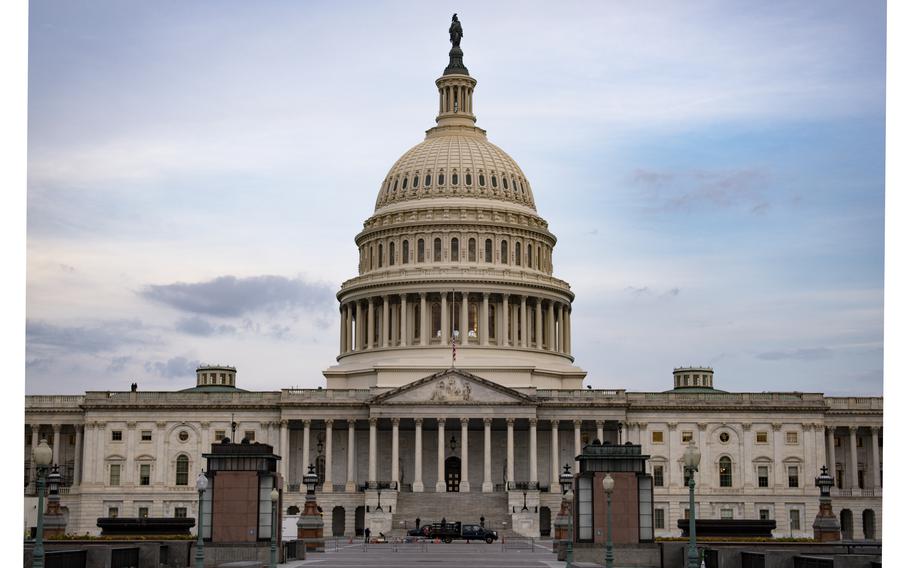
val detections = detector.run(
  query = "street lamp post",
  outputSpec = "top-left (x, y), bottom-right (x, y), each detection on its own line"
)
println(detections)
top-left (559, 464), bottom-right (574, 568)
top-left (194, 472), bottom-right (208, 568)
top-left (602, 473), bottom-right (614, 568)
top-left (270, 487), bottom-right (279, 568)
top-left (683, 442), bottom-right (702, 568)
top-left (31, 439), bottom-right (53, 568)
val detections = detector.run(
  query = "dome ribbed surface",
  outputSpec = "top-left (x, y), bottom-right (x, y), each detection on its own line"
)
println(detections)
top-left (375, 134), bottom-right (536, 211)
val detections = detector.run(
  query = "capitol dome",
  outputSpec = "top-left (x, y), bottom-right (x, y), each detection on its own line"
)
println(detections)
top-left (324, 22), bottom-right (585, 391)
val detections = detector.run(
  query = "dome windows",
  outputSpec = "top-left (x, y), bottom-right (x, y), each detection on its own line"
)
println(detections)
top-left (389, 241), bottom-right (396, 266)
top-left (402, 240), bottom-right (410, 264)
top-left (484, 239), bottom-right (493, 263)
top-left (438, 172), bottom-right (445, 186)
top-left (479, 174), bottom-right (486, 187)
top-left (527, 244), bottom-right (533, 268)
top-left (466, 173), bottom-right (473, 186)
top-left (515, 241), bottom-right (522, 266)
top-left (424, 174), bottom-right (432, 187)
top-left (433, 238), bottom-right (442, 262)
top-left (412, 175), bottom-right (419, 189)
top-left (417, 239), bottom-right (425, 263)
top-left (450, 237), bottom-right (459, 261)
top-left (452, 172), bottom-right (459, 185)
top-left (500, 240), bottom-right (508, 264)
top-left (491, 176), bottom-right (498, 188)
top-left (503, 177), bottom-right (509, 190)
top-left (378, 243), bottom-right (384, 268)
top-left (468, 238), bottom-right (476, 262)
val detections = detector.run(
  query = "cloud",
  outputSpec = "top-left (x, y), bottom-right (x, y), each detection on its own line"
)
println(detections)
top-left (26, 319), bottom-right (153, 354)
top-left (632, 168), bottom-right (770, 213)
top-left (144, 356), bottom-right (200, 379)
top-left (107, 356), bottom-right (132, 373)
top-left (141, 275), bottom-right (334, 317)
top-left (756, 347), bottom-right (833, 361)
top-left (175, 316), bottom-right (237, 337)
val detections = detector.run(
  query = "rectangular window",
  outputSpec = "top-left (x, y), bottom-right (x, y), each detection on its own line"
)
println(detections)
top-left (681, 431), bottom-right (693, 443)
top-left (654, 508), bottom-right (665, 529)
top-left (108, 507), bottom-right (119, 518)
top-left (244, 430), bottom-right (256, 442)
top-left (174, 507), bottom-right (187, 518)
top-left (857, 437), bottom-right (863, 448)
top-left (653, 465), bottom-right (664, 487)
top-left (756, 431), bottom-right (768, 444)
top-left (110, 464), bottom-right (121, 486)
top-left (835, 436), bottom-right (841, 447)
top-left (858, 470), bottom-right (865, 489)
top-left (111, 430), bottom-right (122, 441)
top-left (215, 430), bottom-right (226, 441)
top-left (836, 468), bottom-right (844, 489)
top-left (140, 464), bottom-right (151, 486)
top-left (651, 431), bottom-right (664, 444)
top-left (683, 508), bottom-right (690, 520)
top-left (789, 509), bottom-right (800, 530)
top-left (141, 430), bottom-right (152, 441)
top-left (759, 509), bottom-right (770, 520)
top-left (786, 431), bottom-right (798, 444)
top-left (138, 507), bottom-right (149, 518)
top-left (788, 466), bottom-right (799, 488)
top-left (721, 509), bottom-right (733, 519)
top-left (758, 466), bottom-right (769, 488)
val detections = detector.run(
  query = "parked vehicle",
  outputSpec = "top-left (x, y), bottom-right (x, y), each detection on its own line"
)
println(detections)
top-left (421, 521), bottom-right (498, 544)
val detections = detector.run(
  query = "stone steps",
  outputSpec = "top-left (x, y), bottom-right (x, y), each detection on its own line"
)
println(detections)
top-left (389, 491), bottom-right (516, 536)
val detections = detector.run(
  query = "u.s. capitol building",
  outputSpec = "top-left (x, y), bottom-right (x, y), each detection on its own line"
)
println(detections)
top-left (24, 20), bottom-right (882, 541)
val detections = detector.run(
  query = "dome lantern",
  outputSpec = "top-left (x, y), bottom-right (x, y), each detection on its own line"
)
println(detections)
top-left (435, 14), bottom-right (477, 130)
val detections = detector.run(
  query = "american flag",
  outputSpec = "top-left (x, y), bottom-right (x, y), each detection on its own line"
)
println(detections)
top-left (452, 332), bottom-right (457, 366)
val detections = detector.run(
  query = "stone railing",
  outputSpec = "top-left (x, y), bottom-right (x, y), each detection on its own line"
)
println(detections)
top-left (81, 391), bottom-right (282, 406)
top-left (283, 388), bottom-right (372, 401)
top-left (826, 397), bottom-right (883, 410)
top-left (537, 389), bottom-right (625, 400)
top-left (627, 392), bottom-right (827, 406)
top-left (25, 395), bottom-right (84, 408)
top-left (339, 265), bottom-right (573, 293)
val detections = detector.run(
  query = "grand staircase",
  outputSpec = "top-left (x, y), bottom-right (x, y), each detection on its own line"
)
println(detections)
top-left (390, 491), bottom-right (515, 537)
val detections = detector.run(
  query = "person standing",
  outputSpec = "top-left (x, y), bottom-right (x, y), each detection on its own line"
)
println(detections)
top-left (364, 527), bottom-right (371, 543)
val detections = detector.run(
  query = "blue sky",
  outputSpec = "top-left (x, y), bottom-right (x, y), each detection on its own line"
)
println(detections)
top-left (24, 0), bottom-right (886, 395)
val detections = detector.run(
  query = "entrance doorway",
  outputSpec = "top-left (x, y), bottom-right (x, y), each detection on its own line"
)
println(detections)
top-left (540, 507), bottom-right (551, 536)
top-left (840, 509), bottom-right (853, 540)
top-left (445, 456), bottom-right (461, 492)
top-left (862, 509), bottom-right (876, 540)
top-left (355, 506), bottom-right (365, 536)
top-left (332, 506), bottom-right (345, 536)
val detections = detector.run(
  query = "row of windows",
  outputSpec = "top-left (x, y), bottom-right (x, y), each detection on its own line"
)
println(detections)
top-left (109, 455), bottom-right (191, 487)
top-left (363, 237), bottom-right (551, 271)
top-left (653, 508), bottom-right (802, 530)
top-left (650, 430), bottom-right (800, 444)
top-left (652, 462), bottom-right (801, 489)
top-left (107, 506), bottom-right (187, 519)
top-left (385, 170), bottom-right (528, 196)
top-left (109, 429), bottom-right (255, 443)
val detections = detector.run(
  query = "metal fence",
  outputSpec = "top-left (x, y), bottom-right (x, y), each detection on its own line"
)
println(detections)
top-left (501, 537), bottom-right (537, 552)
top-left (45, 549), bottom-right (87, 568)
top-left (793, 557), bottom-right (834, 568)
top-left (110, 547), bottom-right (139, 568)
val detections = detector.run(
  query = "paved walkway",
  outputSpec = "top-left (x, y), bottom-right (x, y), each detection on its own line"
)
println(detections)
top-left (282, 538), bottom-right (561, 567)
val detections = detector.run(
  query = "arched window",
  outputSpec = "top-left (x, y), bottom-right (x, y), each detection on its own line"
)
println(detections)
top-left (479, 174), bottom-right (486, 187)
top-left (378, 243), bottom-right (384, 268)
top-left (468, 302), bottom-right (478, 337)
top-left (402, 240), bottom-right (410, 264)
top-left (434, 238), bottom-right (442, 262)
top-left (485, 239), bottom-right (493, 263)
top-left (412, 175), bottom-right (419, 188)
top-left (488, 303), bottom-right (497, 341)
top-left (466, 173), bottom-right (473, 186)
top-left (400, 177), bottom-right (407, 191)
top-left (537, 246), bottom-right (541, 269)
top-left (431, 303), bottom-right (442, 338)
top-left (452, 172), bottom-right (459, 185)
top-left (515, 242), bottom-right (522, 266)
top-left (450, 238), bottom-right (459, 261)
top-left (438, 173), bottom-right (445, 186)
top-left (527, 244), bottom-right (533, 268)
top-left (424, 174), bottom-right (431, 187)
top-left (175, 455), bottom-right (189, 486)
top-left (500, 240), bottom-right (508, 264)
top-left (719, 457), bottom-right (733, 487)
top-left (417, 239), bottom-right (425, 263)
top-left (503, 177), bottom-right (509, 190)
top-left (468, 238), bottom-right (476, 262)
top-left (369, 246), bottom-right (374, 269)
top-left (391, 178), bottom-right (398, 193)
top-left (389, 242), bottom-right (396, 266)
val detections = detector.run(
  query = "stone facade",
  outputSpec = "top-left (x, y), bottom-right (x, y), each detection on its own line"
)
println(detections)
top-left (23, 23), bottom-right (882, 543)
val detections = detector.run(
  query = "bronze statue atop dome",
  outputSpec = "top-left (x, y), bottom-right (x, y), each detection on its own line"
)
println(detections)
top-left (449, 14), bottom-right (463, 48)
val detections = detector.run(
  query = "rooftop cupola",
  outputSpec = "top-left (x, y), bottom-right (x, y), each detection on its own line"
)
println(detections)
top-left (434, 14), bottom-right (479, 131)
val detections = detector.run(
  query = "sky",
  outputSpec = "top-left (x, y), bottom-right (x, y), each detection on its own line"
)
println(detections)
top-left (23, 0), bottom-right (886, 396)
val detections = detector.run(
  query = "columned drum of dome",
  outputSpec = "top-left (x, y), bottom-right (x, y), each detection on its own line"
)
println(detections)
top-left (325, 19), bottom-right (585, 391)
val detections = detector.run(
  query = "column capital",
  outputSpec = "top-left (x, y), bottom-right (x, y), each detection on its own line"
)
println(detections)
top-left (551, 419), bottom-right (560, 429)
top-left (84, 423), bottom-right (95, 430)
top-left (802, 423), bottom-right (813, 432)
top-left (324, 419), bottom-right (334, 427)
top-left (483, 417), bottom-right (493, 426)
top-left (400, 293), bottom-right (407, 300)
top-left (520, 294), bottom-right (528, 301)
top-left (200, 421), bottom-right (210, 429)
top-left (595, 420), bottom-right (605, 428)
top-left (369, 417), bottom-right (378, 427)
top-left (848, 425), bottom-right (858, 433)
top-left (420, 291), bottom-right (427, 299)
top-left (414, 418), bottom-right (424, 426)
top-left (870, 425), bottom-right (881, 434)
top-left (302, 419), bottom-right (311, 428)
top-left (460, 417), bottom-right (469, 426)
top-left (573, 419), bottom-right (582, 428)
top-left (482, 292), bottom-right (490, 299)
top-left (771, 423), bottom-right (782, 431)
top-left (391, 417), bottom-right (401, 426)
top-left (529, 418), bottom-right (538, 427)
top-left (741, 422), bottom-right (752, 431)
top-left (437, 417), bottom-right (447, 426)
top-left (155, 421), bottom-right (167, 429)
top-left (348, 419), bottom-right (357, 427)
top-left (502, 292), bottom-right (510, 300)
top-left (280, 419), bottom-right (289, 427)
top-left (506, 418), bottom-right (515, 426)
top-left (669, 422), bottom-right (679, 431)
top-left (52, 424), bottom-right (63, 433)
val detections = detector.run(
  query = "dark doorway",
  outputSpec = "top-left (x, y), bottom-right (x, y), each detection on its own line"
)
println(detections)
top-left (332, 506), bottom-right (345, 536)
top-left (540, 506), bottom-right (551, 537)
top-left (862, 509), bottom-right (876, 540)
top-left (840, 509), bottom-right (853, 540)
top-left (355, 506), bottom-right (365, 536)
top-left (445, 456), bottom-right (461, 492)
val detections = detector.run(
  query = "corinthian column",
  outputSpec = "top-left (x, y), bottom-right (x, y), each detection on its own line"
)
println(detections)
top-left (355, 302), bottom-right (364, 350)
top-left (441, 293), bottom-right (449, 344)
top-left (482, 418), bottom-right (492, 492)
top-left (547, 301), bottom-right (556, 351)
top-left (366, 298), bottom-right (375, 349)
top-left (506, 418), bottom-right (515, 483)
top-left (323, 420), bottom-right (334, 492)
top-left (481, 293), bottom-right (490, 345)
top-left (391, 418), bottom-right (400, 487)
top-left (413, 419), bottom-right (424, 492)
top-left (420, 293), bottom-right (428, 346)
top-left (535, 300), bottom-right (543, 349)
top-left (460, 418), bottom-right (470, 491)
top-left (381, 296), bottom-right (390, 348)
top-left (550, 420), bottom-right (560, 492)
top-left (529, 418), bottom-right (538, 486)
top-left (520, 296), bottom-right (528, 348)
top-left (499, 294), bottom-right (509, 347)
top-left (460, 292), bottom-right (469, 346)
top-left (436, 418), bottom-right (446, 492)
top-left (368, 418), bottom-right (378, 483)
top-left (346, 420), bottom-right (356, 492)
top-left (573, 419), bottom-right (582, 474)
